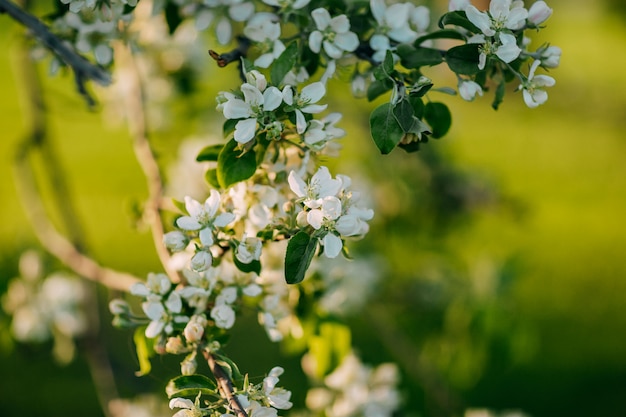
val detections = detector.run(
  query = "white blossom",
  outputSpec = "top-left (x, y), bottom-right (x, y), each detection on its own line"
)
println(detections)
top-left (244, 13), bottom-right (286, 68)
top-left (308, 8), bottom-right (359, 59)
top-left (211, 303), bottom-right (236, 329)
top-left (520, 59), bottom-right (555, 108)
top-left (176, 191), bottom-right (235, 246)
top-left (236, 234), bottom-right (263, 264)
top-left (459, 80), bottom-right (484, 101)
top-left (282, 82), bottom-right (328, 134)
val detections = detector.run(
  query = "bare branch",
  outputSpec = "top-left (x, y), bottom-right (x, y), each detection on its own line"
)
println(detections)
top-left (112, 41), bottom-right (182, 284)
top-left (12, 152), bottom-right (141, 292)
top-left (203, 350), bottom-right (249, 417)
top-left (0, 0), bottom-right (111, 104)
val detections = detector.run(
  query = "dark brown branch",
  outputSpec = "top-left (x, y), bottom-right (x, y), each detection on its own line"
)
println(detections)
top-left (203, 350), bottom-right (248, 417)
top-left (113, 42), bottom-right (182, 284)
top-left (0, 0), bottom-right (112, 104)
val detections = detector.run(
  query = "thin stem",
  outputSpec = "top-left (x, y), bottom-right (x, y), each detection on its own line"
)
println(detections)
top-left (112, 41), bottom-right (182, 284)
top-left (203, 350), bottom-right (249, 417)
top-left (0, 0), bottom-right (112, 105)
top-left (366, 306), bottom-right (462, 417)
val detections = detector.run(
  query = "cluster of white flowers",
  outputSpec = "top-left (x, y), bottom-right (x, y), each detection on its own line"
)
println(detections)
top-left (453, 0), bottom-right (559, 107)
top-left (369, 0), bottom-right (430, 62)
top-left (289, 166), bottom-right (373, 258)
top-left (218, 69), bottom-right (341, 149)
top-left (305, 353), bottom-right (401, 417)
top-left (169, 366), bottom-right (293, 417)
top-left (1, 251), bottom-right (87, 363)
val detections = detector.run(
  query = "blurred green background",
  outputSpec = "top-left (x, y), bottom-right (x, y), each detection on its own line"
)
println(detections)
top-left (1, 0), bottom-right (626, 416)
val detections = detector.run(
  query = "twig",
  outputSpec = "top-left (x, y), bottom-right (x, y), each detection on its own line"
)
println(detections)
top-left (112, 41), bottom-right (181, 284)
top-left (203, 350), bottom-right (249, 417)
top-left (0, 0), bottom-right (111, 105)
top-left (367, 306), bottom-right (463, 416)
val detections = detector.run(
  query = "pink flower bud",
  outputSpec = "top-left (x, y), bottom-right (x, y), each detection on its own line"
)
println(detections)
top-left (528, 1), bottom-right (552, 25)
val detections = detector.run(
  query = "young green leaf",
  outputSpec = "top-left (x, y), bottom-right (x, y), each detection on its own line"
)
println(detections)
top-left (367, 78), bottom-right (394, 101)
top-left (217, 138), bottom-right (257, 188)
top-left (438, 10), bottom-right (480, 33)
top-left (285, 231), bottom-right (318, 284)
top-left (133, 327), bottom-right (154, 377)
top-left (445, 44), bottom-right (481, 75)
top-left (415, 28), bottom-right (466, 45)
top-left (492, 78), bottom-right (506, 110)
top-left (397, 44), bottom-right (444, 68)
top-left (424, 102), bottom-right (452, 139)
top-left (233, 256), bottom-right (262, 274)
top-left (392, 99), bottom-right (416, 133)
top-left (271, 41), bottom-right (299, 86)
top-left (204, 168), bottom-right (220, 188)
top-left (370, 102), bottom-right (404, 154)
top-left (165, 375), bottom-right (218, 398)
top-left (196, 144), bottom-right (224, 162)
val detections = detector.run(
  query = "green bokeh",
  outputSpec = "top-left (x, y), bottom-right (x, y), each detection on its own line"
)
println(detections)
top-left (1, 1), bottom-right (626, 416)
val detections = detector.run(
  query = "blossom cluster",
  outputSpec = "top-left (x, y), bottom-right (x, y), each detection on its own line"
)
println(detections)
top-left (452, 0), bottom-right (560, 107)
top-left (1, 251), bottom-right (87, 364)
top-left (169, 366), bottom-right (293, 416)
top-left (304, 353), bottom-right (401, 417)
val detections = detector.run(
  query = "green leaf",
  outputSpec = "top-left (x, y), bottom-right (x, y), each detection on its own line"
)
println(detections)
top-left (492, 79), bottom-right (506, 110)
top-left (446, 44), bottom-right (481, 75)
top-left (217, 139), bottom-right (257, 188)
top-left (397, 45), bottom-right (443, 68)
top-left (172, 198), bottom-right (187, 214)
top-left (165, 374), bottom-right (217, 398)
top-left (408, 95), bottom-right (425, 118)
top-left (214, 353), bottom-right (244, 383)
top-left (233, 256), bottom-right (261, 274)
top-left (424, 102), bottom-right (452, 139)
top-left (415, 28), bottom-right (467, 45)
top-left (223, 118), bottom-right (238, 137)
top-left (284, 231), bottom-right (318, 284)
top-left (133, 327), bottom-right (153, 376)
top-left (204, 168), bottom-right (220, 188)
top-left (271, 41), bottom-right (299, 86)
top-left (164, 1), bottom-right (182, 34)
top-left (369, 103), bottom-right (404, 154)
top-left (367, 78), bottom-right (394, 101)
top-left (382, 49), bottom-right (394, 75)
top-left (196, 144), bottom-right (224, 162)
top-left (438, 10), bottom-right (480, 33)
top-left (392, 99), bottom-right (415, 132)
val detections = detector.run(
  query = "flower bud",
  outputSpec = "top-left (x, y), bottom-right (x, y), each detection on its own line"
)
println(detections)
top-left (183, 315), bottom-right (206, 343)
top-left (165, 336), bottom-right (186, 354)
top-left (236, 235), bottom-right (263, 264)
top-left (351, 74), bottom-right (367, 98)
top-left (190, 250), bottom-right (212, 272)
top-left (163, 231), bottom-right (188, 252)
top-left (527, 1), bottom-right (552, 26)
top-left (108, 298), bottom-right (130, 315)
top-left (540, 45), bottom-right (561, 68)
top-left (180, 357), bottom-right (197, 375)
top-left (458, 80), bottom-right (484, 102)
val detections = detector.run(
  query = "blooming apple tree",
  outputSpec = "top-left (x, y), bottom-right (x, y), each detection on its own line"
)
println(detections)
top-left (0, 0), bottom-right (560, 415)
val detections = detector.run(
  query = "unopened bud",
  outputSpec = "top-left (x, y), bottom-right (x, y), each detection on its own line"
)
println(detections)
top-left (528, 1), bottom-right (552, 26)
top-left (181, 357), bottom-right (197, 375)
top-left (165, 336), bottom-right (186, 354)
top-left (163, 231), bottom-right (188, 252)
top-left (190, 251), bottom-right (212, 272)
top-left (109, 299), bottom-right (130, 315)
